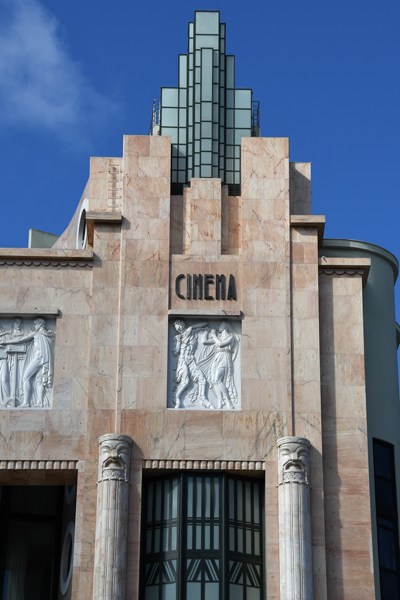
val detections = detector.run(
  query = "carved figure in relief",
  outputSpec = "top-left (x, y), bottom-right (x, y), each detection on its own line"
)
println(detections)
top-left (7, 318), bottom-right (26, 405)
top-left (172, 320), bottom-right (211, 409)
top-left (0, 326), bottom-right (11, 406)
top-left (0, 317), bottom-right (55, 408)
top-left (202, 322), bottom-right (239, 409)
top-left (278, 438), bottom-right (310, 485)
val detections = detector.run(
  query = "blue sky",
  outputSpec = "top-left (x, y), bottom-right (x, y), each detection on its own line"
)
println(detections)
top-left (0, 0), bottom-right (399, 305)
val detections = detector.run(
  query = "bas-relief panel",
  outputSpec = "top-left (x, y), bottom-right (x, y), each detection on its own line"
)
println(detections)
top-left (0, 316), bottom-right (56, 409)
top-left (167, 319), bottom-right (241, 410)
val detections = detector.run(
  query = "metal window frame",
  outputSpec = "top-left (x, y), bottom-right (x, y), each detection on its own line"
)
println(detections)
top-left (140, 472), bottom-right (265, 600)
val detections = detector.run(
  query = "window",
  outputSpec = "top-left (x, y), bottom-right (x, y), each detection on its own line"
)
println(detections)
top-left (0, 485), bottom-right (76, 600)
top-left (141, 473), bottom-right (264, 600)
top-left (373, 439), bottom-right (400, 599)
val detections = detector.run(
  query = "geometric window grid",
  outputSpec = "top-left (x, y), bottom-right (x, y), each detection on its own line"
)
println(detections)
top-left (373, 438), bottom-right (400, 600)
top-left (140, 472), bottom-right (264, 600)
top-left (159, 11), bottom-right (257, 195)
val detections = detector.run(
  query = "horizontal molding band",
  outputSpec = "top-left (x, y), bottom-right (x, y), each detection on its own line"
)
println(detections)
top-left (0, 460), bottom-right (78, 470)
top-left (0, 249), bottom-right (93, 268)
top-left (143, 459), bottom-right (265, 471)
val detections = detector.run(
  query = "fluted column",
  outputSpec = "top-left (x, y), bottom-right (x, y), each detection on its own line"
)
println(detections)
top-left (277, 436), bottom-right (313, 600)
top-left (93, 433), bottom-right (133, 600)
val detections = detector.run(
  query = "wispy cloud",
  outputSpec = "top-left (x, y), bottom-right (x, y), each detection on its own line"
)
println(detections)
top-left (0, 0), bottom-right (118, 139)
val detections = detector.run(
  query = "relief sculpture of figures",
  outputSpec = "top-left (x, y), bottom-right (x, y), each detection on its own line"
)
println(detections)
top-left (169, 319), bottom-right (240, 410)
top-left (0, 316), bottom-right (55, 408)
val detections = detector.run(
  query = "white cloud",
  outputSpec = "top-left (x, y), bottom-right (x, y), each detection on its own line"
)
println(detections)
top-left (0, 0), bottom-right (118, 136)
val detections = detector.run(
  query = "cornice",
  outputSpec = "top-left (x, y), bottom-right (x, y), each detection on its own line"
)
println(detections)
top-left (0, 248), bottom-right (93, 268)
top-left (290, 215), bottom-right (326, 242)
top-left (319, 256), bottom-right (371, 286)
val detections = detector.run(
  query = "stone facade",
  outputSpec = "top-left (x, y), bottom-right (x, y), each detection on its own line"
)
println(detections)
top-left (0, 130), bottom-right (396, 600)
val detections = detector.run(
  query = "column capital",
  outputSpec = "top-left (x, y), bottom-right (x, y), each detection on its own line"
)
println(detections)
top-left (98, 433), bottom-right (133, 483)
top-left (277, 436), bottom-right (311, 485)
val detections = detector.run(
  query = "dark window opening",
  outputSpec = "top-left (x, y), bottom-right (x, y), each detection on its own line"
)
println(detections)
top-left (373, 439), bottom-right (400, 599)
top-left (140, 472), bottom-right (264, 600)
top-left (0, 485), bottom-right (76, 600)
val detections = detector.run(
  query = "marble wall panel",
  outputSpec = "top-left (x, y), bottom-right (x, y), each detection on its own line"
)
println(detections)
top-left (87, 376), bottom-right (116, 410)
top-left (128, 374), bottom-right (167, 412)
top-left (242, 137), bottom-right (289, 182)
top-left (320, 273), bottom-right (375, 597)
top-left (92, 235), bottom-right (121, 262)
top-left (9, 410), bottom-right (45, 432)
top-left (129, 217), bottom-right (170, 241)
top-left (126, 459), bottom-right (143, 599)
top-left (170, 194), bottom-right (184, 253)
top-left (222, 411), bottom-right (287, 459)
top-left (221, 192), bottom-right (241, 255)
top-left (71, 460), bottom-right (97, 598)
top-left (125, 410), bottom-right (229, 460)
top-left (242, 289), bottom-right (288, 317)
top-left (44, 409), bottom-right (87, 436)
top-left (240, 377), bottom-right (288, 411)
top-left (290, 225), bottom-right (327, 597)
top-left (124, 287), bottom-right (169, 316)
top-left (121, 314), bottom-right (139, 347)
top-left (138, 155), bottom-right (170, 179)
top-left (241, 261), bottom-right (287, 291)
top-left (264, 458), bottom-right (280, 599)
top-left (135, 261), bottom-right (170, 289)
top-left (88, 158), bottom-right (112, 211)
top-left (241, 346), bottom-right (288, 381)
top-left (122, 346), bottom-right (159, 379)
top-left (242, 239), bottom-right (288, 262)
top-left (289, 162), bottom-right (311, 215)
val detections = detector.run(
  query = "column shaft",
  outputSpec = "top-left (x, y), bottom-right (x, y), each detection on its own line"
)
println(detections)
top-left (93, 433), bottom-right (133, 600)
top-left (277, 436), bottom-right (313, 600)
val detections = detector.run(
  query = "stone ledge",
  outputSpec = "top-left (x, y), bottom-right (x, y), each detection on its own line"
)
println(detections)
top-left (168, 308), bottom-right (243, 318)
top-left (0, 308), bottom-right (60, 316)
top-left (171, 254), bottom-right (241, 263)
top-left (290, 215), bottom-right (326, 241)
top-left (0, 248), bottom-right (93, 267)
top-left (86, 211), bottom-right (122, 247)
top-left (319, 256), bottom-right (371, 286)
top-left (86, 211), bottom-right (122, 223)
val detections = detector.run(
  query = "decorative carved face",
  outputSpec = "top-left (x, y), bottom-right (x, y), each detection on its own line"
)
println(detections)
top-left (278, 440), bottom-right (310, 485)
top-left (99, 437), bottom-right (130, 482)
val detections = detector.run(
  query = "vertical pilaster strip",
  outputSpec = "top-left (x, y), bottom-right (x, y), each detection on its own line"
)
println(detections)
top-left (277, 436), bottom-right (313, 600)
top-left (93, 434), bottom-right (133, 600)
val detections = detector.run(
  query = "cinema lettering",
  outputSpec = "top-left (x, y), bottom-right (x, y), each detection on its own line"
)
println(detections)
top-left (175, 274), bottom-right (237, 301)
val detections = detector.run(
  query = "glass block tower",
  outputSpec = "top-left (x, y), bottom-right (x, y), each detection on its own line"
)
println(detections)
top-left (158, 11), bottom-right (259, 193)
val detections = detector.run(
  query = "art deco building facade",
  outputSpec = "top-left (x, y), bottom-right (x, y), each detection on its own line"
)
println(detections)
top-left (0, 11), bottom-right (399, 600)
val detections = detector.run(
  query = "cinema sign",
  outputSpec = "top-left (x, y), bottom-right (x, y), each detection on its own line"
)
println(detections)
top-left (175, 274), bottom-right (237, 301)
